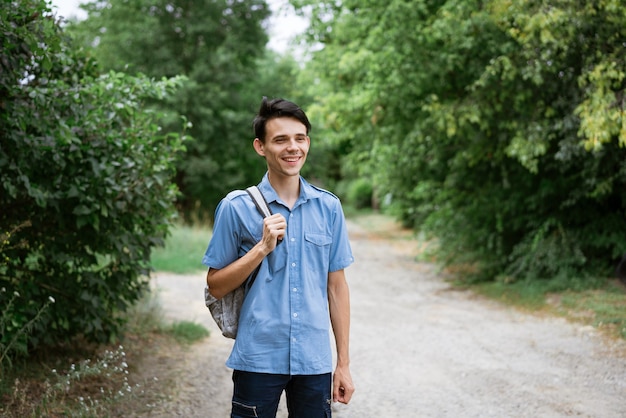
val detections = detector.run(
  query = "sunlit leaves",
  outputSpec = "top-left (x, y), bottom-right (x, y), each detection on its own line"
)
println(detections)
top-left (294, 0), bottom-right (626, 281)
top-left (576, 61), bottom-right (626, 151)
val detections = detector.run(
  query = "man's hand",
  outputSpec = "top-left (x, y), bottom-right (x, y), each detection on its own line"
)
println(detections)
top-left (205, 214), bottom-right (286, 299)
top-left (333, 364), bottom-right (354, 404)
top-left (260, 213), bottom-right (287, 253)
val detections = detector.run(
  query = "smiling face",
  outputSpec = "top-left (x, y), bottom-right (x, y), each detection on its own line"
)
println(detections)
top-left (254, 117), bottom-right (310, 181)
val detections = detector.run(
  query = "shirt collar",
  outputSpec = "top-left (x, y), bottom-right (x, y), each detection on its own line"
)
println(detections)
top-left (258, 172), bottom-right (323, 208)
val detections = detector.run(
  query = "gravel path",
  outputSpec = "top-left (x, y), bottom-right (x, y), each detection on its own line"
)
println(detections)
top-left (146, 220), bottom-right (626, 417)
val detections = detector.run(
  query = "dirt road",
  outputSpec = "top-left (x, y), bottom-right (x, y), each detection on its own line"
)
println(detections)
top-left (147, 219), bottom-right (626, 417)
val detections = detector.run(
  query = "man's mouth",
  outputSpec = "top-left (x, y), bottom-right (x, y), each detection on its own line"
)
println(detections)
top-left (283, 155), bottom-right (301, 164)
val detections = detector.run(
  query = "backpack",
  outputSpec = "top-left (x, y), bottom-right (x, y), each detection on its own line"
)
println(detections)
top-left (204, 186), bottom-right (272, 338)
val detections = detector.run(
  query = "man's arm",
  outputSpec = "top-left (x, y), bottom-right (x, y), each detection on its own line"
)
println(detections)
top-left (207, 213), bottom-right (286, 299)
top-left (328, 269), bottom-right (354, 404)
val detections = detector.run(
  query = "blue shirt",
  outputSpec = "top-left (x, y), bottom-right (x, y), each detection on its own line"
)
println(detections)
top-left (202, 174), bottom-right (354, 375)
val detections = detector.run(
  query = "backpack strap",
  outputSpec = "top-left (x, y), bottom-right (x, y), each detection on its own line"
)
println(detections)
top-left (246, 186), bottom-right (272, 218)
top-left (243, 186), bottom-right (274, 291)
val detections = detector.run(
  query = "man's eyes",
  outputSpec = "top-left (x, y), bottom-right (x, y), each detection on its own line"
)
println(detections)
top-left (274, 136), bottom-right (306, 143)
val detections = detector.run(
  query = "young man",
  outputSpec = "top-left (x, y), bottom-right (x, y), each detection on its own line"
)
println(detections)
top-left (203, 97), bottom-right (355, 417)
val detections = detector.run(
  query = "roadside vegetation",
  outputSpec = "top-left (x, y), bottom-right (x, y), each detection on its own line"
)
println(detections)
top-left (473, 279), bottom-right (626, 340)
top-left (0, 227), bottom-right (209, 417)
top-left (0, 297), bottom-right (208, 417)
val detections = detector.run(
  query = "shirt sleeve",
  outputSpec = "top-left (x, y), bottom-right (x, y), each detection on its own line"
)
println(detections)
top-left (329, 198), bottom-right (354, 272)
top-left (202, 197), bottom-right (241, 269)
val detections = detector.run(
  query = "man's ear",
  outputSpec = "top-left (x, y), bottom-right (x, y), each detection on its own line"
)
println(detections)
top-left (253, 138), bottom-right (265, 157)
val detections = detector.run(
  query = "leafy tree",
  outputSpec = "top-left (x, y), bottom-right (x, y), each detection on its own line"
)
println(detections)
top-left (1, 0), bottom-right (186, 356)
top-left (69, 0), bottom-right (282, 219)
top-left (294, 0), bottom-right (626, 283)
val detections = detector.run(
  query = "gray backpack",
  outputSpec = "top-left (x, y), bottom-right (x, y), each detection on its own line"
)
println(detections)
top-left (204, 186), bottom-right (272, 338)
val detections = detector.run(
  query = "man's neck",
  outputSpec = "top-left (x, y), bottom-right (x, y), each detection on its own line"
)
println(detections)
top-left (268, 173), bottom-right (300, 209)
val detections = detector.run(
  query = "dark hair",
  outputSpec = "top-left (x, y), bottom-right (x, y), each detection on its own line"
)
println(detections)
top-left (253, 97), bottom-right (311, 142)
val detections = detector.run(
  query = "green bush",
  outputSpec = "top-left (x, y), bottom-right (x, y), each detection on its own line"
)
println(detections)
top-left (347, 179), bottom-right (373, 210)
top-left (298, 0), bottom-right (626, 283)
top-left (0, 1), bottom-right (187, 355)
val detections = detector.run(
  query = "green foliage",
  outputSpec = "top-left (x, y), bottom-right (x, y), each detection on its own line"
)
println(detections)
top-left (150, 224), bottom-right (212, 274)
top-left (504, 219), bottom-right (587, 283)
top-left (68, 0), bottom-right (305, 220)
top-left (294, 0), bottom-right (626, 283)
top-left (0, 1), bottom-right (187, 352)
top-left (340, 178), bottom-right (373, 210)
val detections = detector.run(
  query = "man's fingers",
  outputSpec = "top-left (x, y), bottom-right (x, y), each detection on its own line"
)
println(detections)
top-left (333, 384), bottom-right (354, 404)
top-left (263, 214), bottom-right (287, 245)
top-left (264, 213), bottom-right (286, 228)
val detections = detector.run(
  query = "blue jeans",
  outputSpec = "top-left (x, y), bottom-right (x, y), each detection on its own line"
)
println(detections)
top-left (231, 370), bottom-right (332, 418)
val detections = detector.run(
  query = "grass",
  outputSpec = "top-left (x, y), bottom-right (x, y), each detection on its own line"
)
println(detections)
top-left (122, 284), bottom-right (210, 344)
top-left (471, 278), bottom-right (626, 338)
top-left (473, 280), bottom-right (549, 310)
top-left (556, 282), bottom-right (626, 339)
top-left (166, 321), bottom-right (210, 344)
top-left (150, 223), bottom-right (212, 274)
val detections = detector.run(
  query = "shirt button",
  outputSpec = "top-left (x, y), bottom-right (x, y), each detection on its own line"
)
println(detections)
top-left (292, 337), bottom-right (297, 342)
top-left (293, 288), bottom-right (297, 292)
top-left (290, 237), bottom-right (295, 242)
top-left (291, 262), bottom-right (296, 267)
top-left (293, 313), bottom-right (298, 318)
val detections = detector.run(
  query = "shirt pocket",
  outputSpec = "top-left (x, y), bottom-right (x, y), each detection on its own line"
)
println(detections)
top-left (304, 232), bottom-right (332, 272)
